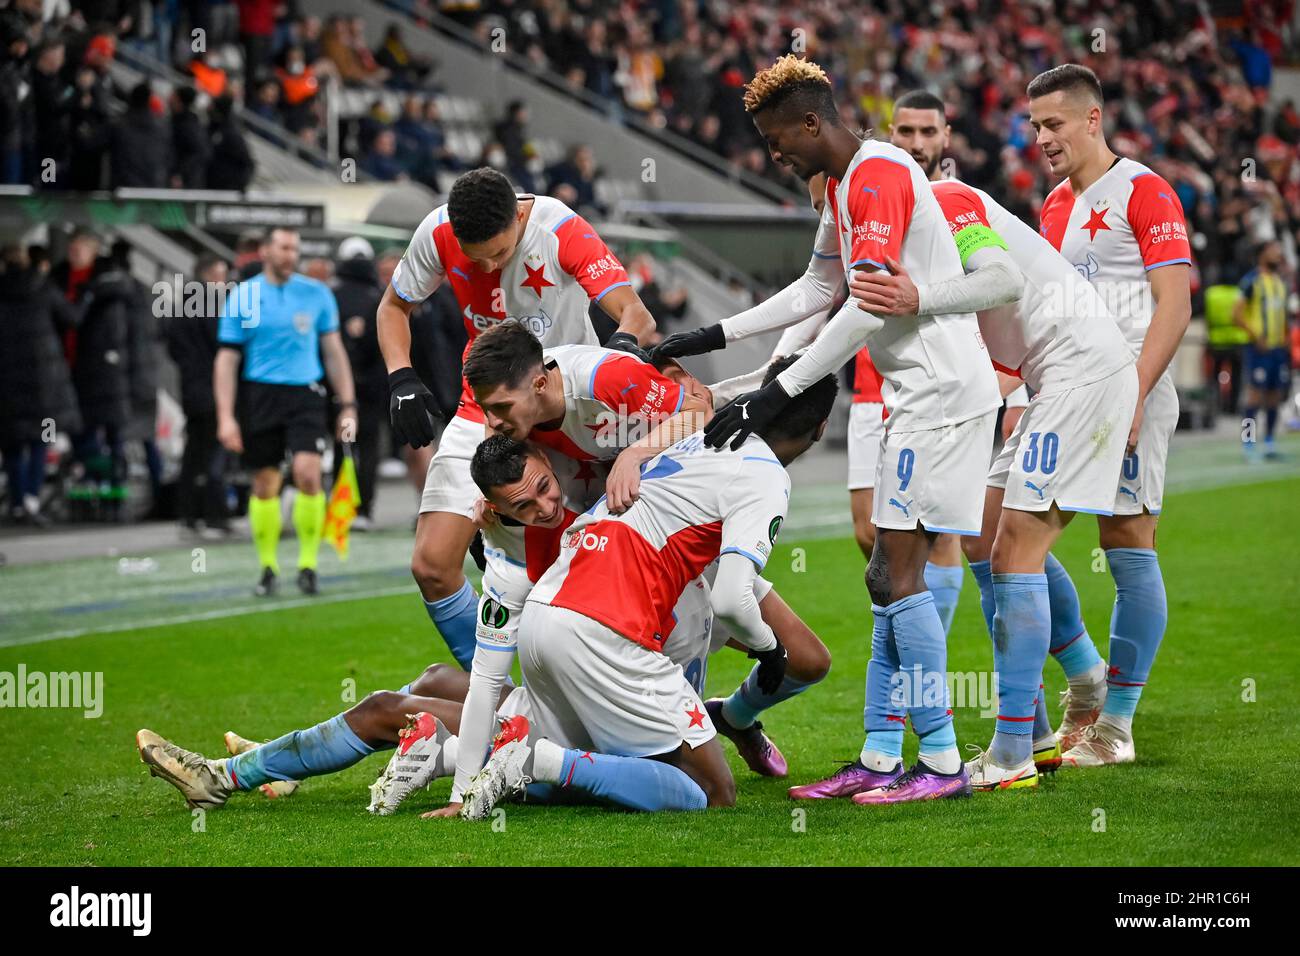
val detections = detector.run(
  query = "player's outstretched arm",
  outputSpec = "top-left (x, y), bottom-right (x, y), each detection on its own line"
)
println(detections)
top-left (597, 284), bottom-right (656, 360)
top-left (652, 255), bottom-right (841, 363)
top-left (605, 389), bottom-right (712, 512)
top-left (441, 582), bottom-right (525, 817)
top-left (850, 247), bottom-right (1023, 318)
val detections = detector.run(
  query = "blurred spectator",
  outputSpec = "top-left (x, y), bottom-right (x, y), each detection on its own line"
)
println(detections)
top-left (374, 22), bottom-right (435, 89)
top-left (332, 237), bottom-right (385, 528)
top-left (0, 244), bottom-right (82, 527)
top-left (394, 95), bottom-right (457, 187)
top-left (113, 239), bottom-right (165, 513)
top-left (546, 144), bottom-right (604, 216)
top-left (170, 85), bottom-right (211, 189)
top-left (207, 93), bottom-right (255, 190)
top-left (54, 231), bottom-right (133, 491)
top-left (237, 0), bottom-right (277, 86)
top-left (111, 82), bottom-right (171, 188)
top-left (233, 228), bottom-right (264, 280)
top-left (68, 65), bottom-right (111, 190)
top-left (0, 11), bottom-right (30, 184)
top-left (493, 99), bottom-right (536, 190)
top-left (275, 44), bottom-right (321, 133)
top-left (188, 48), bottom-right (229, 98)
top-left (627, 252), bottom-right (689, 338)
top-left (30, 39), bottom-right (71, 187)
top-left (166, 252), bottom-right (230, 535)
top-left (362, 127), bottom-right (408, 181)
top-left (322, 15), bottom-right (388, 88)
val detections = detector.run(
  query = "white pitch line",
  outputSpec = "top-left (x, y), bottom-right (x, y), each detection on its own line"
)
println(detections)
top-left (4, 584), bottom-right (419, 648)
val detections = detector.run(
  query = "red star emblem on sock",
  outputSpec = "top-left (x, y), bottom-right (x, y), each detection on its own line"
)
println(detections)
top-left (520, 262), bottom-right (554, 297)
top-left (685, 704), bottom-right (706, 728)
top-left (1108, 664), bottom-right (1122, 678)
top-left (1081, 206), bottom-right (1110, 241)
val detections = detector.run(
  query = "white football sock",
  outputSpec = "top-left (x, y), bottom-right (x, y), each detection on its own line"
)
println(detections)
top-left (919, 748), bottom-right (962, 775)
top-left (529, 738), bottom-right (565, 785)
top-left (1068, 661), bottom-right (1107, 692)
top-left (860, 748), bottom-right (901, 772)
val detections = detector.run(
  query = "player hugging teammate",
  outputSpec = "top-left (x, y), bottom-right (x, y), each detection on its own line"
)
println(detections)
top-left (137, 56), bottom-right (1190, 818)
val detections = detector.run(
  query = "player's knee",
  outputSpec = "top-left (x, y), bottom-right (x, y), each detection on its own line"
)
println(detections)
top-left (787, 635), bottom-right (831, 683)
top-left (409, 662), bottom-right (454, 698)
top-left (410, 549), bottom-right (460, 600)
top-left (701, 772), bottom-right (736, 808)
top-left (866, 557), bottom-right (892, 607)
top-left (351, 690), bottom-right (403, 723)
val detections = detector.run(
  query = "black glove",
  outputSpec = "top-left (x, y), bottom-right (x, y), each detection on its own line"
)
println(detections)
top-left (703, 378), bottom-right (792, 451)
top-left (605, 331), bottom-right (652, 363)
top-left (649, 323), bottom-right (725, 364)
top-left (387, 367), bottom-right (442, 448)
top-left (748, 640), bottom-right (788, 695)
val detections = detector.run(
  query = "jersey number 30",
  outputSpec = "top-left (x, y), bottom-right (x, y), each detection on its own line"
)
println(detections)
top-left (1022, 432), bottom-right (1059, 475)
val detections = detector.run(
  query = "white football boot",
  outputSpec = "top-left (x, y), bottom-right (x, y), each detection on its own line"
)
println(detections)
top-left (460, 715), bottom-right (532, 821)
top-left (1060, 720), bottom-right (1136, 768)
top-left (368, 712), bottom-right (446, 816)
top-left (223, 731), bottom-right (300, 799)
top-left (964, 745), bottom-right (1038, 792)
top-left (1056, 678), bottom-right (1107, 752)
top-left (137, 729), bottom-right (233, 809)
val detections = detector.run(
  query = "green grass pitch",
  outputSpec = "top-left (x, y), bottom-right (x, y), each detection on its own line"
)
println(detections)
top-left (1, 477), bottom-right (1297, 866)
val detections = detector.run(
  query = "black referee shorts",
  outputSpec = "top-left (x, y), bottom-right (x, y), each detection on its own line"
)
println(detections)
top-left (241, 381), bottom-right (329, 470)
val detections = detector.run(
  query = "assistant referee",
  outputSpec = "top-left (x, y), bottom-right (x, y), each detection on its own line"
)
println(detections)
top-left (215, 227), bottom-right (357, 596)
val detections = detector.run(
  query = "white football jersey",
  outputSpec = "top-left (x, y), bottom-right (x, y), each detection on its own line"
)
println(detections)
top-left (391, 195), bottom-right (629, 421)
top-left (526, 344), bottom-right (687, 462)
top-left (931, 180), bottom-right (1133, 395)
top-left (526, 431), bottom-right (789, 653)
top-left (820, 139), bottom-right (1000, 431)
top-left (1040, 157), bottom-right (1193, 358)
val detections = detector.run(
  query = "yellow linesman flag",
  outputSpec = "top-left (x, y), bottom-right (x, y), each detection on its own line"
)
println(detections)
top-left (324, 453), bottom-right (360, 559)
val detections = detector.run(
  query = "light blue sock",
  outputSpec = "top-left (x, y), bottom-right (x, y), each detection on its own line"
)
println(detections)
top-left (555, 749), bottom-right (707, 811)
top-left (1044, 552), bottom-right (1104, 679)
top-left (1101, 548), bottom-right (1167, 720)
top-left (425, 579), bottom-right (479, 670)
top-left (1033, 678), bottom-right (1052, 742)
top-left (862, 604), bottom-right (904, 764)
top-left (887, 592), bottom-right (952, 739)
top-left (967, 559), bottom-right (997, 635)
top-left (226, 713), bottom-right (376, 789)
top-left (990, 573), bottom-right (1050, 765)
top-left (721, 668), bottom-right (820, 730)
top-left (924, 561), bottom-right (965, 636)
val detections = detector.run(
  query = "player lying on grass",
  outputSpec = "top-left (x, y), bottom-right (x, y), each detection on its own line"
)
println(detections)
top-left (457, 356), bottom-right (841, 820)
top-left (135, 436), bottom-right (828, 814)
top-left (846, 128), bottom-right (1138, 789)
top-left (461, 321), bottom-right (831, 769)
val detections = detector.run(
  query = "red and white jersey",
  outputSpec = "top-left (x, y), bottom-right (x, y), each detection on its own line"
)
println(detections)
top-left (1040, 157), bottom-right (1193, 357)
top-left (820, 139), bottom-right (1000, 431)
top-left (391, 195), bottom-right (631, 422)
top-left (526, 344), bottom-right (687, 462)
top-left (479, 446), bottom-right (607, 586)
top-left (527, 432), bottom-right (789, 653)
top-left (932, 180), bottom-right (1132, 395)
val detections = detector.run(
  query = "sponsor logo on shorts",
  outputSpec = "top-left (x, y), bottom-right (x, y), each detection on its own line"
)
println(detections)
top-left (888, 496), bottom-right (913, 518)
top-left (1025, 479), bottom-right (1050, 501)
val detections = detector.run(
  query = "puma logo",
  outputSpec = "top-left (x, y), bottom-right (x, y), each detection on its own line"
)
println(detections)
top-left (888, 497), bottom-right (913, 517)
top-left (737, 401), bottom-right (751, 421)
top-left (396, 394), bottom-right (415, 407)
top-left (1025, 479), bottom-right (1049, 501)
top-left (1119, 486), bottom-right (1139, 502)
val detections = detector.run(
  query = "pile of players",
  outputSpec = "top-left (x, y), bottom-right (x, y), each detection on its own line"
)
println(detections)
top-left (137, 56), bottom-right (1190, 815)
